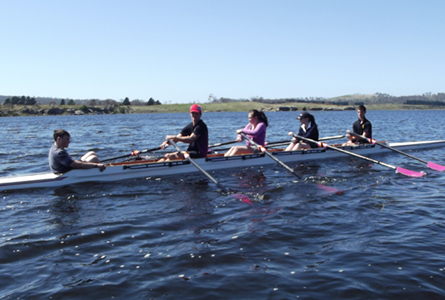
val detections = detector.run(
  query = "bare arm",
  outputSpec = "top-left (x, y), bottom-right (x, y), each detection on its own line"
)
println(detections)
top-left (161, 133), bottom-right (198, 149)
top-left (70, 160), bottom-right (106, 171)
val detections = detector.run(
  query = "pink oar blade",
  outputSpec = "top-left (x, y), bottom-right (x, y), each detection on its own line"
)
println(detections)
top-left (427, 162), bottom-right (445, 172)
top-left (396, 167), bottom-right (426, 178)
top-left (317, 184), bottom-right (344, 195)
top-left (233, 194), bottom-right (253, 206)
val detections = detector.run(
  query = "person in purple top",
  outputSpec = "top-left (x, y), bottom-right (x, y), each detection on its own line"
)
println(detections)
top-left (224, 109), bottom-right (268, 157)
top-left (159, 104), bottom-right (208, 161)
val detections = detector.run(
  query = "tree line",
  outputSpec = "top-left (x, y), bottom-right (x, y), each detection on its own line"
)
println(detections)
top-left (1, 96), bottom-right (162, 106)
top-left (3, 96), bottom-right (37, 105)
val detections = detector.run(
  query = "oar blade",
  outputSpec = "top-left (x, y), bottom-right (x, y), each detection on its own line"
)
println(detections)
top-left (233, 193), bottom-right (253, 206)
top-left (396, 167), bottom-right (426, 178)
top-left (317, 184), bottom-right (344, 195)
top-left (427, 162), bottom-right (445, 172)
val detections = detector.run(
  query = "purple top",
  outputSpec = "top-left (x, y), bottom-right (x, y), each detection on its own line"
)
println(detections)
top-left (239, 122), bottom-right (267, 146)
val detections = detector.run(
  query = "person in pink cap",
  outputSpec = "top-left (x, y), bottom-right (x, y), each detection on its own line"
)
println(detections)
top-left (159, 104), bottom-right (208, 161)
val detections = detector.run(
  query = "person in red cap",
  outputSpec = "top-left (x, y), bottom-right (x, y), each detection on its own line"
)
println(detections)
top-left (285, 112), bottom-right (319, 151)
top-left (159, 104), bottom-right (208, 161)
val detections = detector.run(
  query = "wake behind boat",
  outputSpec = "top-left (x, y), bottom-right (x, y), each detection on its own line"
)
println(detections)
top-left (1, 139), bottom-right (444, 192)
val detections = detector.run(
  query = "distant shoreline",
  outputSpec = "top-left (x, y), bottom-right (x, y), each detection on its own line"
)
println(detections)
top-left (0, 102), bottom-right (444, 117)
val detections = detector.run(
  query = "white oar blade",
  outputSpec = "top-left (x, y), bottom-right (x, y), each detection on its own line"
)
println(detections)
top-left (427, 162), bottom-right (445, 172)
top-left (396, 167), bottom-right (426, 178)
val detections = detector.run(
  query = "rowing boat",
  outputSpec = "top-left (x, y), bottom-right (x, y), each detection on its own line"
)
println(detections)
top-left (1, 139), bottom-right (444, 191)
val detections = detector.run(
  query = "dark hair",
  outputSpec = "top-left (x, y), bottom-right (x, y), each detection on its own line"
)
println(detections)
top-left (53, 129), bottom-right (70, 141)
top-left (307, 113), bottom-right (317, 126)
top-left (250, 109), bottom-right (268, 127)
top-left (357, 105), bottom-right (367, 113)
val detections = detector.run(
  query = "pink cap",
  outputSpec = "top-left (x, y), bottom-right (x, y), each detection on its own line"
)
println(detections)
top-left (190, 104), bottom-right (202, 113)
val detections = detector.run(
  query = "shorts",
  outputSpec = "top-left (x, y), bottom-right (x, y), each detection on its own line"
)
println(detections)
top-left (188, 151), bottom-right (204, 158)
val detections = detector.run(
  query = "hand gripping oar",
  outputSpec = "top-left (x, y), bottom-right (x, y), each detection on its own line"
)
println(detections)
top-left (102, 146), bottom-right (165, 162)
top-left (168, 139), bottom-right (230, 193)
top-left (347, 131), bottom-right (445, 172)
top-left (240, 133), bottom-right (301, 178)
top-left (293, 134), bottom-right (426, 178)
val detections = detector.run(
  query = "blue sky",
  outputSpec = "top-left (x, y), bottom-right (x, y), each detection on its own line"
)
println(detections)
top-left (1, 0), bottom-right (444, 103)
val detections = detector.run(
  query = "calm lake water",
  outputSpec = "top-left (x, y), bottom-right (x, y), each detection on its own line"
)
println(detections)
top-left (1, 110), bottom-right (445, 299)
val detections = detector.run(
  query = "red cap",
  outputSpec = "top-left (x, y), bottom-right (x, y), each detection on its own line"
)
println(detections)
top-left (190, 104), bottom-right (202, 113)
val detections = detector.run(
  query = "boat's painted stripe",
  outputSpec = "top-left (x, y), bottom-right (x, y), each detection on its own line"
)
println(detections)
top-left (0, 175), bottom-right (67, 187)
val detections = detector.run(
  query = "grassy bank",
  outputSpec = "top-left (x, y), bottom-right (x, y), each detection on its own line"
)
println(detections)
top-left (128, 102), bottom-right (445, 113)
top-left (1, 102), bottom-right (444, 117)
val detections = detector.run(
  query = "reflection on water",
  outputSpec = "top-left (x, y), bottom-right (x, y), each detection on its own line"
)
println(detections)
top-left (0, 111), bottom-right (444, 299)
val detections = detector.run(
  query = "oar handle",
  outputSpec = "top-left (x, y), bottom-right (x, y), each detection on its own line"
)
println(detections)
top-left (346, 130), bottom-right (376, 144)
top-left (167, 139), bottom-right (189, 157)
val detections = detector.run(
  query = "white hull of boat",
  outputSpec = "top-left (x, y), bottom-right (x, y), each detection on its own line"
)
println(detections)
top-left (1, 140), bottom-right (444, 191)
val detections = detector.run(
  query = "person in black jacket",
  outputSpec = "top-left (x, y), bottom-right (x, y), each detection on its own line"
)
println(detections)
top-left (285, 112), bottom-right (319, 151)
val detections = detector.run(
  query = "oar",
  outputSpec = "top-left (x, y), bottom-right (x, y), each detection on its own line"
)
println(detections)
top-left (240, 133), bottom-right (301, 178)
top-left (347, 131), bottom-right (445, 172)
top-left (293, 134), bottom-right (426, 178)
top-left (266, 135), bottom-right (346, 148)
top-left (319, 135), bottom-right (346, 141)
top-left (209, 140), bottom-right (239, 148)
top-left (102, 146), bottom-right (164, 162)
top-left (168, 139), bottom-right (230, 193)
top-left (104, 140), bottom-right (238, 162)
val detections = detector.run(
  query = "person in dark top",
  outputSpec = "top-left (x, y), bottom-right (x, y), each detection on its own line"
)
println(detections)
top-left (285, 112), bottom-right (319, 151)
top-left (159, 104), bottom-right (208, 161)
top-left (343, 105), bottom-right (372, 145)
top-left (48, 129), bottom-right (106, 174)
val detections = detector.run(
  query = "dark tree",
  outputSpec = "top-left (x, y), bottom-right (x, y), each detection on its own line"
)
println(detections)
top-left (122, 97), bottom-right (131, 105)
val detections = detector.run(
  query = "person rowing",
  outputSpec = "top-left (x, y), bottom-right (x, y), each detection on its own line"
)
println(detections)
top-left (342, 104), bottom-right (372, 146)
top-left (224, 109), bottom-right (268, 157)
top-left (285, 112), bottom-right (319, 151)
top-left (159, 104), bottom-right (208, 161)
top-left (49, 129), bottom-right (106, 174)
